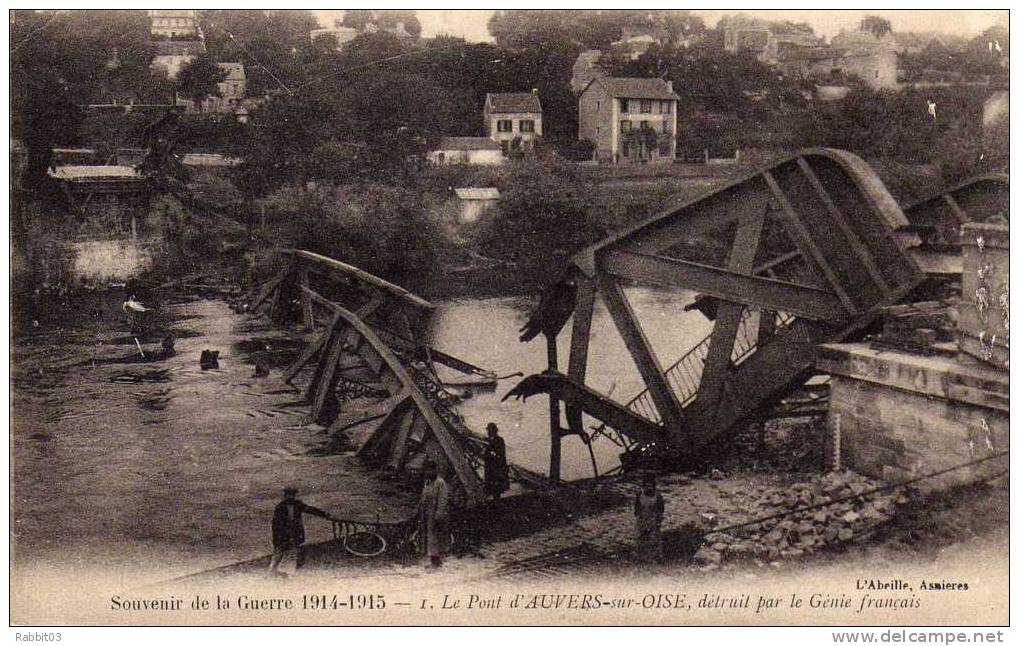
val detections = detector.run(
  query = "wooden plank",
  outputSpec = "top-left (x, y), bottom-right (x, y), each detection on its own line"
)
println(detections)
top-left (758, 310), bottom-right (777, 344)
top-left (796, 157), bottom-right (890, 294)
top-left (310, 324), bottom-right (351, 422)
top-left (299, 268), bottom-right (315, 331)
top-left (595, 273), bottom-right (686, 439)
top-left (503, 372), bottom-right (663, 444)
top-left (282, 312), bottom-right (341, 383)
top-left (249, 268), bottom-right (289, 312)
top-left (689, 320), bottom-right (817, 447)
top-left (310, 293), bottom-right (385, 421)
top-left (285, 249), bottom-right (435, 312)
top-left (601, 249), bottom-right (846, 322)
top-left (754, 250), bottom-right (801, 276)
top-left (566, 276), bottom-right (596, 436)
top-left (547, 334), bottom-right (562, 484)
top-left (387, 409), bottom-right (420, 470)
top-left (693, 207), bottom-right (765, 421)
top-left (942, 194), bottom-right (970, 223)
top-left (330, 387), bottom-right (408, 434)
top-left (763, 170), bottom-right (858, 316)
top-left (357, 396), bottom-right (414, 461)
top-left (323, 301), bottom-right (485, 505)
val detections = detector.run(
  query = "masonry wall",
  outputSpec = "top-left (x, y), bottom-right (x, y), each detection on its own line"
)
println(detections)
top-left (825, 368), bottom-right (1008, 490)
top-left (577, 83), bottom-right (614, 161)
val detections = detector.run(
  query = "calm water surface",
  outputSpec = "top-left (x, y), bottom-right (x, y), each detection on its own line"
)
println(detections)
top-left (11, 287), bottom-right (709, 576)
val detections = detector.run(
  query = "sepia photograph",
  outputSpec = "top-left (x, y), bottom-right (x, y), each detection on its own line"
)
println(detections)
top-left (7, 6), bottom-right (1011, 636)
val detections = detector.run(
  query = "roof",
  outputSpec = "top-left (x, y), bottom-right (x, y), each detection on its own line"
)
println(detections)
top-left (181, 153), bottom-right (242, 167)
top-left (153, 40), bottom-right (206, 57)
top-left (776, 43), bottom-right (836, 61)
top-left (435, 137), bottom-right (502, 152)
top-left (485, 92), bottom-right (542, 114)
top-left (216, 62), bottom-right (245, 81)
top-left (48, 165), bottom-right (141, 181)
top-left (454, 188), bottom-right (500, 200)
top-left (591, 77), bottom-right (679, 100)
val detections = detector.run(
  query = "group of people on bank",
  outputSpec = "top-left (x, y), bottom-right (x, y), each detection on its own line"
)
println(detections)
top-left (267, 422), bottom-right (666, 575)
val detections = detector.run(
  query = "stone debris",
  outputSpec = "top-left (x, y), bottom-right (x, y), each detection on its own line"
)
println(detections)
top-left (693, 470), bottom-right (907, 567)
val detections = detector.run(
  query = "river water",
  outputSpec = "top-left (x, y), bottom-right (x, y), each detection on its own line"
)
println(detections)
top-left (10, 287), bottom-right (708, 577)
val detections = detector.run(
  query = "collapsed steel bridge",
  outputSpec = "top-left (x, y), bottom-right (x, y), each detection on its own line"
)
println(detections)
top-left (508, 148), bottom-right (1008, 481)
top-left (249, 249), bottom-right (547, 508)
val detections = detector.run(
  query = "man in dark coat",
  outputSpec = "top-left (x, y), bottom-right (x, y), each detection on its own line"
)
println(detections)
top-left (483, 422), bottom-right (510, 500)
top-left (268, 487), bottom-right (334, 575)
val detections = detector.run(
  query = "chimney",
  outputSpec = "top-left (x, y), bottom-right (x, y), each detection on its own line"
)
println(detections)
top-left (666, 80), bottom-right (673, 93)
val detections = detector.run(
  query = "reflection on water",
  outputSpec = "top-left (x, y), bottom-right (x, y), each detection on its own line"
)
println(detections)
top-left (432, 287), bottom-right (710, 480)
top-left (11, 288), bottom-right (710, 576)
top-left (71, 239), bottom-right (153, 284)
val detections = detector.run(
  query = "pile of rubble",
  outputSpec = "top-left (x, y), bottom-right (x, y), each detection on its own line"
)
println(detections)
top-left (693, 470), bottom-right (909, 567)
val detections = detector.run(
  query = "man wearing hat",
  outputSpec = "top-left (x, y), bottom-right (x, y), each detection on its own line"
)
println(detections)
top-left (483, 422), bottom-right (510, 501)
top-left (268, 486), bottom-right (335, 576)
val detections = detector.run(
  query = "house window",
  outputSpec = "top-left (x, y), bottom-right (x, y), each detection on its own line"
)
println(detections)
top-left (620, 120), bottom-right (631, 132)
top-left (663, 101), bottom-right (671, 114)
top-left (622, 142), bottom-right (630, 158)
top-left (640, 99), bottom-right (652, 113)
top-left (520, 120), bottom-right (535, 133)
top-left (500, 141), bottom-right (510, 156)
top-left (497, 120), bottom-right (513, 133)
top-left (640, 120), bottom-right (649, 129)
top-left (596, 126), bottom-right (601, 135)
top-left (596, 100), bottom-right (601, 112)
top-left (437, 152), bottom-right (445, 164)
top-left (620, 99), bottom-right (629, 113)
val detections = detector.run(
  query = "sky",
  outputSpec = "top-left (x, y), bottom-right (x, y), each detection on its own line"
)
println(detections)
top-left (313, 9), bottom-right (1007, 43)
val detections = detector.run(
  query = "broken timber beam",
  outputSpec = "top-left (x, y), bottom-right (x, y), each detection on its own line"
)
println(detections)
top-left (690, 206), bottom-right (765, 427)
top-left (306, 289), bottom-right (484, 505)
top-left (600, 249), bottom-right (846, 322)
top-left (595, 273), bottom-right (686, 440)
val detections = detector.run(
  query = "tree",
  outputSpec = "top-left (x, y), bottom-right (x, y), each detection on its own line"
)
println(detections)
top-left (341, 10), bottom-right (374, 31)
top-left (377, 10), bottom-right (422, 38)
top-left (860, 15), bottom-right (892, 39)
top-left (199, 10), bottom-right (319, 96)
top-left (467, 153), bottom-right (600, 288)
top-left (176, 54), bottom-right (228, 111)
top-left (11, 10), bottom-right (156, 190)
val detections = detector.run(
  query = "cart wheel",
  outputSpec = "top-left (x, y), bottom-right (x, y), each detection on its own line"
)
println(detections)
top-left (344, 531), bottom-right (387, 557)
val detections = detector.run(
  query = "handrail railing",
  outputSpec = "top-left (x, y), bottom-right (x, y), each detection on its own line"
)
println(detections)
top-left (596, 309), bottom-right (795, 430)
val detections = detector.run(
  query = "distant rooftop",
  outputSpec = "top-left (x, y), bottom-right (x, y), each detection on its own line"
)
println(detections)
top-left (485, 92), bottom-right (542, 114)
top-left (454, 188), bottom-right (500, 200)
top-left (181, 153), bottom-right (242, 167)
top-left (592, 77), bottom-right (680, 100)
top-left (153, 40), bottom-right (206, 57)
top-left (48, 165), bottom-right (142, 182)
top-left (216, 62), bottom-right (245, 81)
top-left (435, 137), bottom-right (502, 151)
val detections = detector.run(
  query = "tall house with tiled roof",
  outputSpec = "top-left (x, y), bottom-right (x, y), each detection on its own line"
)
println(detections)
top-left (149, 10), bottom-right (198, 39)
top-left (483, 92), bottom-right (543, 155)
top-left (151, 39), bottom-right (207, 80)
top-left (578, 77), bottom-right (679, 164)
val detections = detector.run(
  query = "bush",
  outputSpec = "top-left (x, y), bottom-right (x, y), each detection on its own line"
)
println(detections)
top-left (258, 183), bottom-right (449, 293)
top-left (463, 153), bottom-right (602, 289)
top-left (553, 138), bottom-right (596, 163)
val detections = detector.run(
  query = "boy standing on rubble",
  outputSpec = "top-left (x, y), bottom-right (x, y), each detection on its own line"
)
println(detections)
top-left (634, 474), bottom-right (665, 563)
